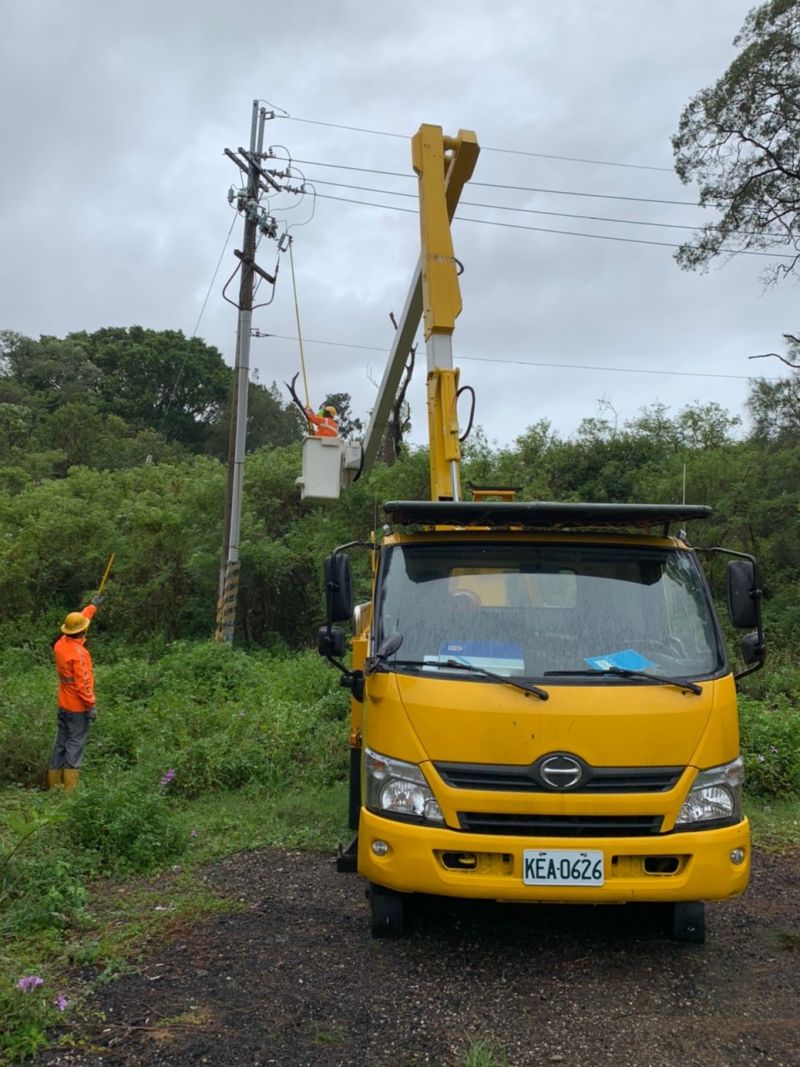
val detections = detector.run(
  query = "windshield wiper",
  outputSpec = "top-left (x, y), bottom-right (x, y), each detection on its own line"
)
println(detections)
top-left (543, 667), bottom-right (702, 695)
top-left (385, 658), bottom-right (549, 701)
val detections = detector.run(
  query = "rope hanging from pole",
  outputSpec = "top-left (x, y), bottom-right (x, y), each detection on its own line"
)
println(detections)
top-left (288, 238), bottom-right (311, 409)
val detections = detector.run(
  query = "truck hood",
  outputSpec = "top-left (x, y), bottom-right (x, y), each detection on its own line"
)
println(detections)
top-left (390, 674), bottom-right (720, 769)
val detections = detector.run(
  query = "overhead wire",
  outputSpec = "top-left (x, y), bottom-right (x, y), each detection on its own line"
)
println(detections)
top-left (288, 157), bottom-right (702, 208)
top-left (278, 114), bottom-right (676, 173)
top-left (308, 189), bottom-right (795, 259)
top-left (160, 211), bottom-right (238, 431)
top-left (301, 176), bottom-right (776, 235)
top-left (256, 332), bottom-right (781, 382)
top-left (252, 113), bottom-right (789, 395)
top-left (191, 211), bottom-right (238, 337)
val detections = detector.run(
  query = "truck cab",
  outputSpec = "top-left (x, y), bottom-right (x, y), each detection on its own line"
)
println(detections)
top-left (321, 500), bottom-right (764, 942)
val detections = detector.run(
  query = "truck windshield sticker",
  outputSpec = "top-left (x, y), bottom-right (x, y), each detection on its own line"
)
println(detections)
top-left (435, 640), bottom-right (525, 676)
top-left (585, 649), bottom-right (656, 672)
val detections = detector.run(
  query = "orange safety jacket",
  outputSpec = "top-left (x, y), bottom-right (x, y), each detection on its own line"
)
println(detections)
top-left (53, 604), bottom-right (97, 712)
top-left (305, 409), bottom-right (338, 438)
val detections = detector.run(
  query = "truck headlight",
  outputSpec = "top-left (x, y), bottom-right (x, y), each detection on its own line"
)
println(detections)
top-left (676, 757), bottom-right (744, 827)
top-left (364, 748), bottom-right (444, 825)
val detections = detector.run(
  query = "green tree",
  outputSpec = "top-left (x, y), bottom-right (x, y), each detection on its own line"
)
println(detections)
top-left (748, 376), bottom-right (800, 443)
top-left (1, 332), bottom-right (102, 408)
top-left (0, 327), bottom-right (233, 455)
top-left (204, 376), bottom-right (304, 459)
top-left (747, 334), bottom-right (800, 443)
top-left (672, 0), bottom-right (800, 280)
top-left (77, 326), bottom-right (230, 447)
top-left (675, 402), bottom-right (741, 449)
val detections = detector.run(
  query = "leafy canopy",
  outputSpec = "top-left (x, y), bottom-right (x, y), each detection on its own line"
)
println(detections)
top-left (0, 327), bottom-right (303, 467)
top-left (672, 0), bottom-right (800, 280)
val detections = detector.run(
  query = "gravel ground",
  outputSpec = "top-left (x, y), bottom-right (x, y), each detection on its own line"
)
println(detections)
top-left (36, 847), bottom-right (800, 1067)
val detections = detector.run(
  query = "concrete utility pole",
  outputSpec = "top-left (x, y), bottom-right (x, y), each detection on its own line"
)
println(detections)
top-left (216, 100), bottom-right (279, 643)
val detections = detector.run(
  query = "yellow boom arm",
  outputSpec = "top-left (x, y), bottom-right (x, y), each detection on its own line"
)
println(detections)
top-left (411, 125), bottom-right (479, 501)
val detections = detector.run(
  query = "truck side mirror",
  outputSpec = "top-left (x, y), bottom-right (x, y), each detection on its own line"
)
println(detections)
top-left (726, 559), bottom-right (759, 630)
top-left (324, 552), bottom-right (353, 623)
top-left (740, 631), bottom-right (764, 667)
top-left (318, 625), bottom-right (346, 658)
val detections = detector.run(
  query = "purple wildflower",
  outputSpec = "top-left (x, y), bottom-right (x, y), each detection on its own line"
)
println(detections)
top-left (160, 768), bottom-right (176, 786)
top-left (190, 829), bottom-right (199, 838)
top-left (17, 975), bottom-right (44, 992)
top-left (54, 994), bottom-right (68, 1012)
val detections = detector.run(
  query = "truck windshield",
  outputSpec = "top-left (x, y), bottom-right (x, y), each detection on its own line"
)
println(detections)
top-left (376, 542), bottom-right (723, 682)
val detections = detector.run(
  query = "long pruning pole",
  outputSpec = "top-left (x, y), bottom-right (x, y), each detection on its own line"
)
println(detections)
top-left (97, 553), bottom-right (115, 595)
top-left (288, 238), bottom-right (311, 411)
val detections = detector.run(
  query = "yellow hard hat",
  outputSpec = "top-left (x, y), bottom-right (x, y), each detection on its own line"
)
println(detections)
top-left (323, 406), bottom-right (337, 417)
top-left (61, 612), bottom-right (90, 635)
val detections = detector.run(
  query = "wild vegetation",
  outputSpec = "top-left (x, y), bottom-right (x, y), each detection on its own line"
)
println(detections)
top-left (672, 0), bottom-right (800, 282)
top-left (1, 318), bottom-right (800, 1059)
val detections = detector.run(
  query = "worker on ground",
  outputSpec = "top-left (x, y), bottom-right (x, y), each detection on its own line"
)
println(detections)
top-left (305, 404), bottom-right (338, 438)
top-left (48, 595), bottom-right (103, 791)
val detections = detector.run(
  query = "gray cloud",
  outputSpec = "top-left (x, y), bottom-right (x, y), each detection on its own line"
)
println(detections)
top-left (1, 0), bottom-right (795, 449)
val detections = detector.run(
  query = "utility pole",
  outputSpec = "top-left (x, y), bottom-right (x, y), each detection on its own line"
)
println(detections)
top-left (215, 100), bottom-right (281, 643)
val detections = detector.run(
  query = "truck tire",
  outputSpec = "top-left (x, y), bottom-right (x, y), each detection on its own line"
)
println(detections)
top-left (670, 901), bottom-right (706, 944)
top-left (369, 883), bottom-right (404, 939)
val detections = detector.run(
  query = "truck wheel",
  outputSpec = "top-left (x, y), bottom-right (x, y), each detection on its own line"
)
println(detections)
top-left (670, 901), bottom-right (705, 944)
top-left (369, 884), bottom-right (404, 939)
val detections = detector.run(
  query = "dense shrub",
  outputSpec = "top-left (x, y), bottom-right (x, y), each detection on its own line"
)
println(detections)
top-left (739, 692), bottom-right (800, 797)
top-left (1, 640), bottom-right (348, 790)
top-left (65, 776), bottom-right (186, 875)
top-left (0, 797), bottom-right (88, 936)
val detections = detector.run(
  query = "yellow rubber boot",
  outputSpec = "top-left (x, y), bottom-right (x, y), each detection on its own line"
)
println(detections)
top-left (62, 769), bottom-right (80, 792)
top-left (47, 768), bottom-right (64, 790)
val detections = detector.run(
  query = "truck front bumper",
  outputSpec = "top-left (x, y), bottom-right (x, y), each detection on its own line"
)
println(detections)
top-left (357, 809), bottom-right (750, 903)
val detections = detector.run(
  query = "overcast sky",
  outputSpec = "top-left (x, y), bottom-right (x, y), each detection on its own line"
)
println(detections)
top-left (1, 0), bottom-right (796, 449)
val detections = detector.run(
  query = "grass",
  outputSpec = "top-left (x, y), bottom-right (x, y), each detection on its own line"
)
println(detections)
top-left (745, 794), bottom-right (800, 851)
top-left (463, 1040), bottom-right (509, 1067)
top-left (1, 638), bottom-right (798, 1063)
top-left (179, 780), bottom-right (350, 859)
top-left (0, 779), bottom-right (350, 1065)
top-left (0, 640), bottom-right (351, 1064)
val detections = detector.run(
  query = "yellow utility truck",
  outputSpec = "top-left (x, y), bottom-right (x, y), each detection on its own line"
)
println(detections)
top-left (302, 125), bottom-right (765, 943)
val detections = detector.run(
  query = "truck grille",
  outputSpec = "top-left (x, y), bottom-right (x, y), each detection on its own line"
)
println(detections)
top-left (457, 813), bottom-right (664, 837)
top-left (435, 762), bottom-right (682, 794)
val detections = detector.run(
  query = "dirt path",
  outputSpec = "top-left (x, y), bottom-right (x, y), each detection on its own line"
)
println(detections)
top-left (38, 847), bottom-right (799, 1067)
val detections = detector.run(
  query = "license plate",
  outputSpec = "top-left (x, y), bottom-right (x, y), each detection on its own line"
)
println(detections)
top-left (522, 849), bottom-right (604, 886)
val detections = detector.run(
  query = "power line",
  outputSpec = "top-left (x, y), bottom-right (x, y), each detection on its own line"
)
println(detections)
top-left (459, 353), bottom-right (779, 382)
top-left (471, 178), bottom-right (699, 208)
top-left (289, 157), bottom-right (702, 208)
top-left (191, 212), bottom-right (238, 337)
top-left (310, 189), bottom-right (796, 259)
top-left (302, 176), bottom-right (750, 234)
top-left (278, 114), bottom-right (676, 173)
top-left (485, 143), bottom-right (674, 174)
top-left (160, 212), bottom-right (238, 432)
top-left (256, 332), bottom-right (781, 382)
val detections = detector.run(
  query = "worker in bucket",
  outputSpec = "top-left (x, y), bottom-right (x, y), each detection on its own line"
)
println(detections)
top-left (305, 403), bottom-right (338, 438)
top-left (284, 374), bottom-right (339, 437)
top-left (48, 595), bottom-right (103, 790)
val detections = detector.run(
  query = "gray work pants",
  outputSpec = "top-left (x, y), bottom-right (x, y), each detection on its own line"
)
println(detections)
top-left (50, 708), bottom-right (92, 769)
